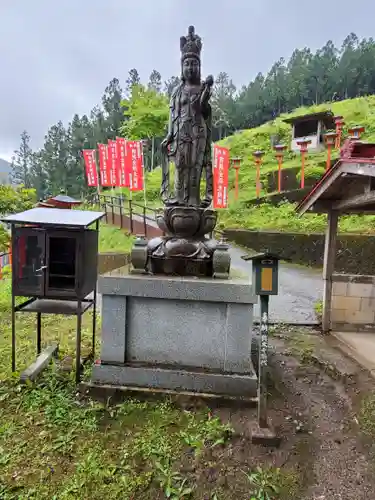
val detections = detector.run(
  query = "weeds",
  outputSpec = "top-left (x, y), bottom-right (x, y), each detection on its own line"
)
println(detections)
top-left (243, 466), bottom-right (281, 500)
top-left (154, 458), bottom-right (193, 499)
top-left (179, 412), bottom-right (233, 457)
top-left (359, 392), bottom-right (375, 438)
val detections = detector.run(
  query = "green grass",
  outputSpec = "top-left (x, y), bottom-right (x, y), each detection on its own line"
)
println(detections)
top-left (99, 222), bottom-right (134, 253)
top-left (0, 275), bottom-right (237, 499)
top-left (359, 392), bottom-right (375, 439)
top-left (124, 95), bottom-right (375, 234)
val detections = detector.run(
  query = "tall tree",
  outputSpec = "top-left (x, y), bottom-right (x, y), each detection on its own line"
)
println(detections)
top-left (164, 76), bottom-right (180, 98)
top-left (126, 68), bottom-right (141, 95)
top-left (42, 121), bottom-right (70, 195)
top-left (211, 72), bottom-right (236, 139)
top-left (101, 78), bottom-right (123, 138)
top-left (148, 70), bottom-right (162, 93)
top-left (11, 130), bottom-right (32, 187)
top-left (29, 151), bottom-right (48, 200)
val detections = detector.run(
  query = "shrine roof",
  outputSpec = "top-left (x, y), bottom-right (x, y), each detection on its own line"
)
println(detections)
top-left (296, 142), bottom-right (375, 215)
top-left (283, 110), bottom-right (334, 126)
top-left (48, 194), bottom-right (82, 204)
top-left (0, 208), bottom-right (105, 227)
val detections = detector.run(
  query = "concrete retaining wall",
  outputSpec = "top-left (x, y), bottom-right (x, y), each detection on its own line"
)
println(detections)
top-left (224, 228), bottom-right (375, 275)
top-left (331, 274), bottom-right (375, 332)
top-left (98, 253), bottom-right (130, 275)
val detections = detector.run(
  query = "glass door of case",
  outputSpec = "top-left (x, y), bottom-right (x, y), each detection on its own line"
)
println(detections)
top-left (13, 227), bottom-right (46, 296)
top-left (45, 232), bottom-right (78, 296)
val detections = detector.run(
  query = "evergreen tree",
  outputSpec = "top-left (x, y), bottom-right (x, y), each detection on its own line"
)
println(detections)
top-left (148, 70), bottom-right (162, 93)
top-left (29, 151), bottom-right (48, 200)
top-left (42, 121), bottom-right (70, 195)
top-left (211, 72), bottom-right (236, 139)
top-left (11, 130), bottom-right (32, 187)
top-left (102, 78), bottom-right (123, 139)
top-left (164, 76), bottom-right (180, 98)
top-left (126, 68), bottom-right (141, 95)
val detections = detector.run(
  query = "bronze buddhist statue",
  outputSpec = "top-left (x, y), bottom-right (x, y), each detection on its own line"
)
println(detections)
top-left (160, 25), bottom-right (214, 208)
top-left (131, 26), bottom-right (231, 278)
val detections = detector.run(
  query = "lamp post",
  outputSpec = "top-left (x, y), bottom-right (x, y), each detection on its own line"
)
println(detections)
top-left (253, 150), bottom-right (265, 199)
top-left (334, 116), bottom-right (345, 149)
top-left (273, 144), bottom-right (287, 193)
top-left (231, 157), bottom-right (241, 201)
top-left (296, 139), bottom-right (311, 189)
top-left (323, 131), bottom-right (338, 171)
top-left (348, 125), bottom-right (365, 140)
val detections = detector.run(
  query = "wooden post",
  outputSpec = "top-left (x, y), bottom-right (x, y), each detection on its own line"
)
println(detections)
top-left (258, 294), bottom-right (269, 428)
top-left (322, 210), bottom-right (339, 333)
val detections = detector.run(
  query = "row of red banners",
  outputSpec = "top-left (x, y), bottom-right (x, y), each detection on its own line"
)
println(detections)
top-left (83, 141), bottom-right (230, 208)
top-left (83, 138), bottom-right (144, 191)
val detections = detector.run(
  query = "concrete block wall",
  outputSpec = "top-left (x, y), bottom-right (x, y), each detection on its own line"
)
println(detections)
top-left (331, 274), bottom-right (375, 331)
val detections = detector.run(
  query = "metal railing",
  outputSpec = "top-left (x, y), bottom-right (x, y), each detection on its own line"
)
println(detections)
top-left (0, 251), bottom-right (11, 279)
top-left (88, 193), bottom-right (225, 240)
top-left (89, 194), bottom-right (159, 237)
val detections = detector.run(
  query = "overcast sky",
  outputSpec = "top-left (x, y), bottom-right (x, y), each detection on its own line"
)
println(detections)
top-left (1, 0), bottom-right (375, 161)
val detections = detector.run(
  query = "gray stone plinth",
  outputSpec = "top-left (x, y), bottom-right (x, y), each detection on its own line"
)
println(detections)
top-left (94, 270), bottom-right (257, 397)
top-left (91, 364), bottom-right (257, 397)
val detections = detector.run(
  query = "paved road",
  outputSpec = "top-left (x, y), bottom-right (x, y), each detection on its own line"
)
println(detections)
top-left (228, 245), bottom-right (322, 324)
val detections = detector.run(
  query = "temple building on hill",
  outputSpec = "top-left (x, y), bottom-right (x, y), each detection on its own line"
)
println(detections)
top-left (37, 194), bottom-right (82, 209)
top-left (283, 111), bottom-right (336, 153)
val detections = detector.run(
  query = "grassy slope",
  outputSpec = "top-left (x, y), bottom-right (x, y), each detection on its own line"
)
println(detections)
top-left (99, 222), bottom-right (134, 253)
top-left (132, 96), bottom-right (375, 234)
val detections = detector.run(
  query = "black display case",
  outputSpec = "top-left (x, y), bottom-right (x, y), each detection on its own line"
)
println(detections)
top-left (1, 207), bottom-right (105, 383)
top-left (12, 226), bottom-right (98, 300)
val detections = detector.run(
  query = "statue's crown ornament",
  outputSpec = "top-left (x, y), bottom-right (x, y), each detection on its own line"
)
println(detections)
top-left (180, 25), bottom-right (202, 61)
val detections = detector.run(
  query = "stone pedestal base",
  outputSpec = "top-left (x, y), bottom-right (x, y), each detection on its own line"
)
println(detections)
top-left (92, 364), bottom-right (257, 397)
top-left (92, 270), bottom-right (258, 397)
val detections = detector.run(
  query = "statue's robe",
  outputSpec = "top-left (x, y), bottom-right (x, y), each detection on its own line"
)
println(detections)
top-left (161, 82), bottom-right (213, 207)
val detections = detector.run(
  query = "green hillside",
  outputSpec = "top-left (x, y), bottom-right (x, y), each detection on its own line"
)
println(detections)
top-left (123, 96), bottom-right (375, 234)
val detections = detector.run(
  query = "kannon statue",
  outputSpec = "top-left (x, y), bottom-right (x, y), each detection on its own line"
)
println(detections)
top-left (160, 25), bottom-right (214, 208)
top-left (131, 26), bottom-right (231, 278)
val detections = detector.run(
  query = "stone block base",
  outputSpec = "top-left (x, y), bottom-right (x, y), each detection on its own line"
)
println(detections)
top-left (331, 274), bottom-right (375, 331)
top-left (92, 363), bottom-right (257, 398)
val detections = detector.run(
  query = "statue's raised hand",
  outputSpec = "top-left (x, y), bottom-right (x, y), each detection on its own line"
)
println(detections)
top-left (161, 135), bottom-right (172, 152)
top-left (205, 75), bottom-right (214, 88)
top-left (201, 75), bottom-right (214, 106)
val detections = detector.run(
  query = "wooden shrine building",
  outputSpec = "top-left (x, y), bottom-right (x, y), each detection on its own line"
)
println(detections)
top-left (284, 110), bottom-right (335, 153)
top-left (296, 139), bottom-right (375, 333)
top-left (37, 194), bottom-right (82, 209)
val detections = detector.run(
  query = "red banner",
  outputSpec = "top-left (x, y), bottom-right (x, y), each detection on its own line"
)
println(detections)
top-left (213, 145), bottom-right (229, 208)
top-left (116, 137), bottom-right (129, 187)
top-left (98, 144), bottom-right (110, 187)
top-left (107, 139), bottom-right (118, 186)
top-left (82, 149), bottom-right (99, 187)
top-left (126, 140), bottom-right (144, 191)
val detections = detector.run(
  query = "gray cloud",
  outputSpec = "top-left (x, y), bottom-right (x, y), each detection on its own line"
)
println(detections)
top-left (1, 0), bottom-right (375, 158)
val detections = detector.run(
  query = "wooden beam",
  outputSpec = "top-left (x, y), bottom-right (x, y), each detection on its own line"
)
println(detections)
top-left (297, 165), bottom-right (344, 215)
top-left (322, 211), bottom-right (339, 334)
top-left (332, 190), bottom-right (375, 210)
top-left (20, 343), bottom-right (59, 384)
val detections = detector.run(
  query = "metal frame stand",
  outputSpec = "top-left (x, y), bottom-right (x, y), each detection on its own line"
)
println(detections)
top-left (12, 295), bottom-right (97, 384)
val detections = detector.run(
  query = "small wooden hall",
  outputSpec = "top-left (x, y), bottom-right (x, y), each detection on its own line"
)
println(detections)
top-left (296, 139), bottom-right (375, 335)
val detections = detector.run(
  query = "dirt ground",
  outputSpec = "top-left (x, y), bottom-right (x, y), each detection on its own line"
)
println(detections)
top-left (169, 326), bottom-right (375, 500)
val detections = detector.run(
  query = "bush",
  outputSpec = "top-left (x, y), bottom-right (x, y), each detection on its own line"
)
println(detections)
top-left (0, 185), bottom-right (36, 251)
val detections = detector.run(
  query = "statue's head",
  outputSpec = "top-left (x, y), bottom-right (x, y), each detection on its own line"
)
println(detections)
top-left (180, 26), bottom-right (202, 83)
